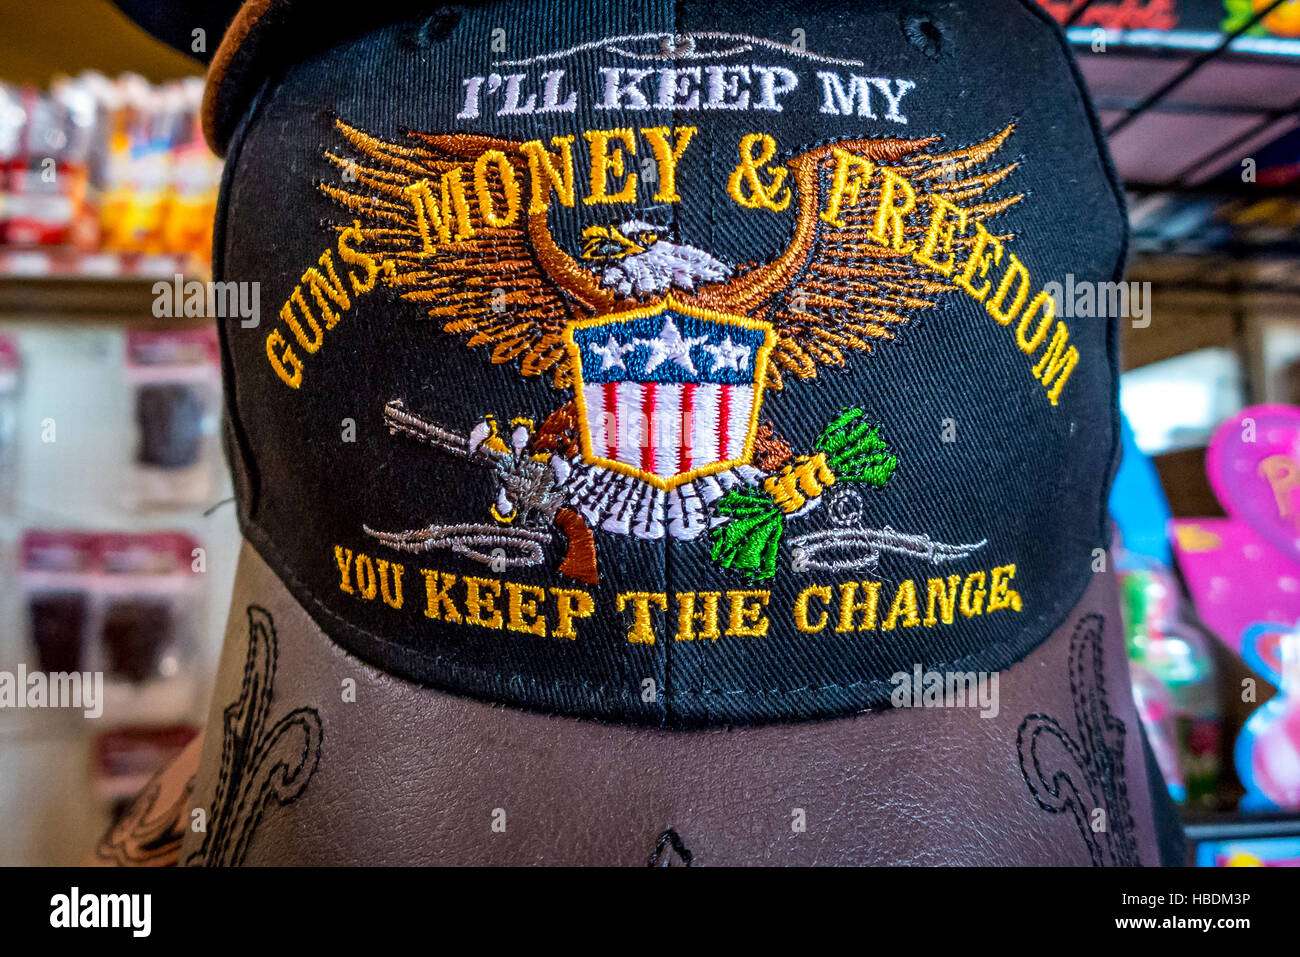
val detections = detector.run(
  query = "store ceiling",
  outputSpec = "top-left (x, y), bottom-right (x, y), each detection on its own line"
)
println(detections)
top-left (1069, 43), bottom-right (1300, 257)
top-left (1081, 51), bottom-right (1300, 188)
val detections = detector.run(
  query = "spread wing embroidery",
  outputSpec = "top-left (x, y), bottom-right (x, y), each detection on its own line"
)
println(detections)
top-left (323, 119), bottom-right (1020, 392)
top-left (689, 125), bottom-right (1021, 388)
top-left (321, 119), bottom-right (616, 387)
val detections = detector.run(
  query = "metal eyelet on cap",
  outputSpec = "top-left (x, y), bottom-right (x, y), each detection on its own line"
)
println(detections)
top-left (416, 6), bottom-right (463, 48)
top-left (902, 14), bottom-right (948, 60)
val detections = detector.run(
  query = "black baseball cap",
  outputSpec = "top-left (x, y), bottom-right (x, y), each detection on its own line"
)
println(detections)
top-left (121, 0), bottom-right (1181, 864)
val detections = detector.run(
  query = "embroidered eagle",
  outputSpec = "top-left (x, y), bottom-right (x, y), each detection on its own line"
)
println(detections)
top-left (320, 119), bottom-right (1021, 392)
top-left (325, 119), bottom-right (1020, 580)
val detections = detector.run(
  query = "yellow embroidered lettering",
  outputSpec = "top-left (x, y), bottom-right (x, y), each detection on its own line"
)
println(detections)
top-left (463, 576), bottom-right (504, 629)
top-left (881, 579), bottom-right (920, 630)
top-left (550, 587), bottom-right (594, 639)
top-left (280, 288), bottom-right (324, 353)
top-left (505, 582), bottom-right (547, 636)
top-left (641, 126), bottom-right (696, 203)
top-left (987, 252), bottom-right (1031, 325)
top-left (869, 167), bottom-right (917, 252)
top-left (819, 148), bottom-right (874, 229)
top-left (337, 222), bottom-right (380, 295)
top-left (1015, 290), bottom-right (1056, 353)
top-left (300, 250), bottom-right (352, 330)
top-left (617, 591), bottom-right (666, 644)
top-left (266, 330), bottom-right (303, 389)
top-left (953, 221), bottom-right (1003, 302)
top-left (334, 546), bottom-right (354, 594)
top-left (472, 150), bottom-right (521, 227)
top-left (988, 564), bottom-right (1023, 612)
top-left (726, 590), bottom-right (770, 638)
top-left (675, 591), bottom-right (721, 642)
top-left (727, 133), bottom-right (790, 211)
top-left (520, 136), bottom-right (576, 215)
top-left (420, 569), bottom-right (462, 623)
top-left (836, 581), bottom-right (882, 632)
top-left (960, 572), bottom-right (987, 618)
top-left (405, 171), bottom-right (474, 248)
top-left (915, 196), bottom-right (969, 275)
top-left (1031, 322), bottom-right (1079, 406)
top-left (375, 559), bottom-right (404, 610)
top-left (584, 129), bottom-right (638, 205)
top-left (794, 585), bottom-right (832, 633)
top-left (923, 575), bottom-right (962, 626)
top-left (354, 554), bottom-right (378, 600)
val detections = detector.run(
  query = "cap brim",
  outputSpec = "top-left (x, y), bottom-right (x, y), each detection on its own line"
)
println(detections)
top-left (110, 0), bottom-right (244, 64)
top-left (180, 540), bottom-right (1170, 866)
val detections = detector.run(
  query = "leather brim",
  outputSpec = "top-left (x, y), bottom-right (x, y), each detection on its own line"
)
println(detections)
top-left (180, 540), bottom-right (1169, 865)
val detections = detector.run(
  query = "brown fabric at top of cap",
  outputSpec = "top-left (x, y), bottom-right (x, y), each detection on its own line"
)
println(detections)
top-left (202, 0), bottom-right (272, 153)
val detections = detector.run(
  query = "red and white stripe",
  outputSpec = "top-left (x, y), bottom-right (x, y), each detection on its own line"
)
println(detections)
top-left (583, 381), bottom-right (754, 481)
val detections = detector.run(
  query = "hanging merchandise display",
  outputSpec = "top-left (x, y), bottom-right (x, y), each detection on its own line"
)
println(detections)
top-left (1236, 622), bottom-right (1300, 811)
top-left (1117, 552), bottom-right (1221, 805)
top-left (1171, 404), bottom-right (1300, 814)
top-left (123, 328), bottom-right (221, 510)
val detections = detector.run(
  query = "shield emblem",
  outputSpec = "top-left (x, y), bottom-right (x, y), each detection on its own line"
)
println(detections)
top-left (564, 294), bottom-right (776, 490)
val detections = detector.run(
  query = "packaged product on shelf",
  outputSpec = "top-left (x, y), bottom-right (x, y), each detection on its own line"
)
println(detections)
top-left (50, 73), bottom-right (104, 249)
top-left (1236, 623), bottom-right (1300, 812)
top-left (117, 81), bottom-right (172, 257)
top-left (0, 73), bottom-right (221, 273)
top-left (94, 531), bottom-right (202, 686)
top-left (19, 530), bottom-right (98, 673)
top-left (1119, 561), bottom-right (1223, 807)
top-left (0, 82), bottom-right (98, 249)
top-left (0, 84), bottom-right (19, 241)
top-left (160, 80), bottom-right (219, 268)
top-left (0, 333), bottom-right (19, 513)
top-left (124, 327), bottom-right (220, 509)
top-left (95, 74), bottom-right (139, 257)
top-left (1129, 660), bottom-right (1188, 804)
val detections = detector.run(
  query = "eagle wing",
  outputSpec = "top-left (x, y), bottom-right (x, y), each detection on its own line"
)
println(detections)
top-left (320, 120), bottom-right (614, 388)
top-left (691, 125), bottom-right (1022, 389)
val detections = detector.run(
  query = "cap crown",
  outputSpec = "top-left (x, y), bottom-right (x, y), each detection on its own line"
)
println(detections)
top-left (216, 0), bottom-right (1125, 724)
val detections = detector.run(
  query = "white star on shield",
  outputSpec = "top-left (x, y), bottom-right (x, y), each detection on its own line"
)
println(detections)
top-left (634, 317), bottom-right (708, 375)
top-left (589, 333), bottom-right (633, 372)
top-left (702, 336), bottom-right (752, 373)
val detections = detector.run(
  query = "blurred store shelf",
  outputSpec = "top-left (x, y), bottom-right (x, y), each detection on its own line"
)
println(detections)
top-left (0, 277), bottom-right (209, 322)
top-left (1183, 809), bottom-right (1300, 838)
top-left (0, 244), bottom-right (210, 322)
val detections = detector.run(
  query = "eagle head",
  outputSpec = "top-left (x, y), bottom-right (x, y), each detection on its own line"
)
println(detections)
top-left (580, 220), bottom-right (664, 262)
top-left (580, 220), bottom-right (732, 298)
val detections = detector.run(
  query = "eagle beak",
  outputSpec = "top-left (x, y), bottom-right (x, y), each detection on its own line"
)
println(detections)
top-left (581, 225), bottom-right (643, 261)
